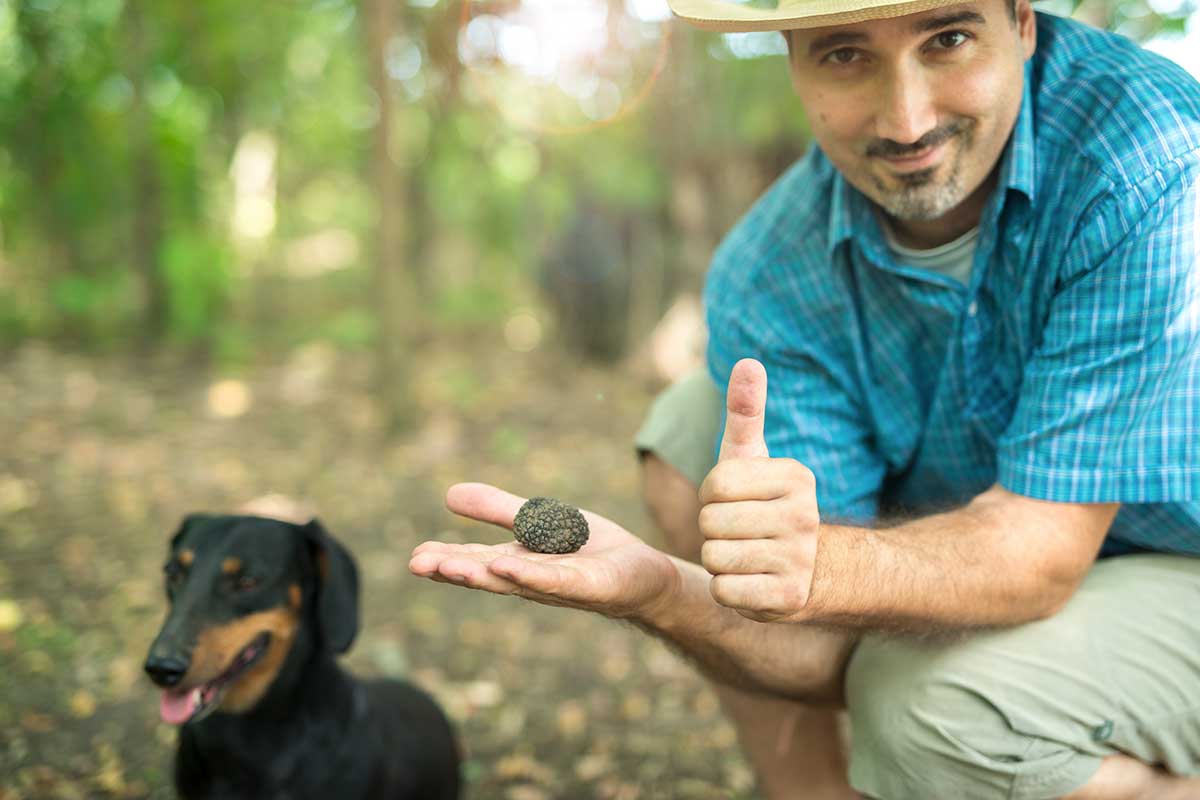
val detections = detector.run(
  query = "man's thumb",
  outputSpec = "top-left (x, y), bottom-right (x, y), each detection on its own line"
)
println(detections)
top-left (718, 359), bottom-right (770, 462)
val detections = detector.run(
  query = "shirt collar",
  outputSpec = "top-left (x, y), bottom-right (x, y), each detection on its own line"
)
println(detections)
top-left (826, 62), bottom-right (1037, 256)
top-left (1000, 60), bottom-right (1037, 210)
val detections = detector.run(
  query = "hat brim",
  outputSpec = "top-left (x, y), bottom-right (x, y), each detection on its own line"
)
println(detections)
top-left (667, 0), bottom-right (974, 31)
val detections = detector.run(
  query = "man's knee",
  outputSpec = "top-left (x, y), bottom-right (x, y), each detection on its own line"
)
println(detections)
top-left (844, 635), bottom-right (1099, 799)
top-left (846, 637), bottom-right (1017, 796)
top-left (639, 451), bottom-right (703, 562)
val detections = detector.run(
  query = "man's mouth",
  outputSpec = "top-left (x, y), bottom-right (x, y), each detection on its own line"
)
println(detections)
top-left (879, 140), bottom-right (948, 173)
top-left (159, 632), bottom-right (271, 725)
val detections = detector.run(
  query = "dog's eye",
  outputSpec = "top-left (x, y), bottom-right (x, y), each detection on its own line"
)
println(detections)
top-left (164, 563), bottom-right (185, 586)
top-left (235, 575), bottom-right (261, 593)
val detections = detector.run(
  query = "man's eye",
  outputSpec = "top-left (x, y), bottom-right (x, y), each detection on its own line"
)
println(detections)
top-left (932, 31), bottom-right (969, 49)
top-left (824, 48), bottom-right (861, 66)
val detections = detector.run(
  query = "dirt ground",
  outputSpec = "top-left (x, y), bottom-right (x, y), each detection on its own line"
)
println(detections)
top-left (0, 341), bottom-right (757, 799)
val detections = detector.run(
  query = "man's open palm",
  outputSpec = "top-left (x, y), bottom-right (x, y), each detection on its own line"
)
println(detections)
top-left (409, 484), bottom-right (679, 620)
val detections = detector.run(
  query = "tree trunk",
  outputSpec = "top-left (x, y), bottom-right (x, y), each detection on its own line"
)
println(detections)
top-left (364, 0), bottom-right (417, 431)
top-left (126, 0), bottom-right (169, 346)
top-left (14, 3), bottom-right (86, 338)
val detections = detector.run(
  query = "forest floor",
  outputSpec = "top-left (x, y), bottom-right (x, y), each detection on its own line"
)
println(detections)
top-left (0, 339), bottom-right (759, 799)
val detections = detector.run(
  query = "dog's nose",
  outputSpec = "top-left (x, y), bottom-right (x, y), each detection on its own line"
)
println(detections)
top-left (144, 655), bottom-right (189, 688)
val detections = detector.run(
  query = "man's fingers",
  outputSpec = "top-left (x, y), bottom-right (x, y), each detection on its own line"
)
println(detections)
top-left (698, 460), bottom-right (808, 505)
top-left (409, 546), bottom-right (528, 594)
top-left (697, 499), bottom-right (783, 540)
top-left (445, 482), bottom-right (527, 530)
top-left (409, 547), bottom-right (466, 577)
top-left (436, 556), bottom-right (524, 595)
top-left (700, 538), bottom-right (782, 575)
top-left (410, 540), bottom-right (527, 564)
top-left (709, 573), bottom-right (805, 617)
top-left (718, 359), bottom-right (770, 463)
top-left (409, 543), bottom-right (585, 603)
top-left (488, 555), bottom-right (574, 596)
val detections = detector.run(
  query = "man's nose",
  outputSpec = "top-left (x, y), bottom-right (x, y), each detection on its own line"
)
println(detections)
top-left (874, 64), bottom-right (937, 146)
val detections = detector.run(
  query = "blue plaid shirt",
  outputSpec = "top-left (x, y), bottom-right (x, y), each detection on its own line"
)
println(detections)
top-left (706, 12), bottom-right (1200, 556)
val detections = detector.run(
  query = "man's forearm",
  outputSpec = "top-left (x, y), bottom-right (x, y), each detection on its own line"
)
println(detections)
top-left (634, 557), bottom-right (857, 705)
top-left (626, 487), bottom-right (1113, 696)
top-left (806, 489), bottom-right (1115, 632)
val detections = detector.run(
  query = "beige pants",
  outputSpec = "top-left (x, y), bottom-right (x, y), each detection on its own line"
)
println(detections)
top-left (636, 370), bottom-right (1200, 799)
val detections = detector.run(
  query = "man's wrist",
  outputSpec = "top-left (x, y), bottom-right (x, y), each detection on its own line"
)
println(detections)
top-left (797, 522), bottom-right (854, 622)
top-left (628, 554), bottom-right (690, 627)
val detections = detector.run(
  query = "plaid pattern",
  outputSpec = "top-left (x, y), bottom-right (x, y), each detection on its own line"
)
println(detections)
top-left (705, 13), bottom-right (1200, 555)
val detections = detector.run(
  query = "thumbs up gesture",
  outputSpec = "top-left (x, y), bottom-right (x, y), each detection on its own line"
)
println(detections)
top-left (698, 359), bottom-right (820, 623)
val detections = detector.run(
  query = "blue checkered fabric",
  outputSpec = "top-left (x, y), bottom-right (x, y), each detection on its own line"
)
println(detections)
top-left (705, 12), bottom-right (1200, 556)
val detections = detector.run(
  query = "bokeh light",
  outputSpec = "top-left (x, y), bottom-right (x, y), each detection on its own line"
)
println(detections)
top-left (457, 0), bottom-right (672, 134)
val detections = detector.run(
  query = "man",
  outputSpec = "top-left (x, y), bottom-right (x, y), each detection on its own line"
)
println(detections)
top-left (411, 0), bottom-right (1200, 796)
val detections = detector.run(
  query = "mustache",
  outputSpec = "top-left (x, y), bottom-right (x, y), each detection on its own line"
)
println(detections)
top-left (866, 119), bottom-right (969, 158)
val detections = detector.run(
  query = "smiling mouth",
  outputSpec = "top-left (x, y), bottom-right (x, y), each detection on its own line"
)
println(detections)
top-left (159, 632), bottom-right (271, 725)
top-left (879, 141), bottom-right (947, 173)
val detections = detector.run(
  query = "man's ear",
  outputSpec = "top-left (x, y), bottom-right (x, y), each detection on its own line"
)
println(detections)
top-left (170, 513), bottom-right (215, 549)
top-left (781, 29), bottom-right (804, 94)
top-left (301, 518), bottom-right (360, 654)
top-left (1016, 0), bottom-right (1037, 60)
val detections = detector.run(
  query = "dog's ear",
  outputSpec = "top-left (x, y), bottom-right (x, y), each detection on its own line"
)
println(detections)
top-left (170, 513), bottom-right (215, 549)
top-left (301, 518), bottom-right (360, 654)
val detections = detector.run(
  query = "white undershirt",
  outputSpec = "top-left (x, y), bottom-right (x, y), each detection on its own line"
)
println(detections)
top-left (883, 224), bottom-right (980, 286)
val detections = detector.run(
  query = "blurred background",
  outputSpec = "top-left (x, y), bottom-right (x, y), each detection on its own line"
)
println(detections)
top-left (0, 0), bottom-right (1196, 796)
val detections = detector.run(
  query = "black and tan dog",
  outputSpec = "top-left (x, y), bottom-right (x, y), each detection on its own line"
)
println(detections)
top-left (144, 514), bottom-right (460, 799)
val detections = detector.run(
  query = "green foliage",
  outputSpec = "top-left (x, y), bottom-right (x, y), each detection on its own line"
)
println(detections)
top-left (319, 308), bottom-right (377, 349)
top-left (161, 230), bottom-right (232, 342)
top-left (0, 0), bottom-right (1186, 356)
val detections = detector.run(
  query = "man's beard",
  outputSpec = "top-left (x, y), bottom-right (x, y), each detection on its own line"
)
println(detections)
top-left (864, 119), bottom-right (974, 222)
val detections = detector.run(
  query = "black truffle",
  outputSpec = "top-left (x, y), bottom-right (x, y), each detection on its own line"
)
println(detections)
top-left (513, 497), bottom-right (590, 554)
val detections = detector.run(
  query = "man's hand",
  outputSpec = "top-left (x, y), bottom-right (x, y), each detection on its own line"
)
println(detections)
top-left (698, 359), bottom-right (820, 623)
top-left (409, 484), bottom-right (681, 621)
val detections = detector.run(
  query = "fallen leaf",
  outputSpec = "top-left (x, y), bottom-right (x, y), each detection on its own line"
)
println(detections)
top-left (21, 712), bottom-right (53, 733)
top-left (70, 689), bottom-right (96, 719)
top-left (555, 700), bottom-right (587, 738)
top-left (600, 651), bottom-right (632, 682)
top-left (0, 475), bottom-right (36, 514)
top-left (493, 754), bottom-right (555, 786)
top-left (0, 600), bottom-right (23, 632)
top-left (465, 680), bottom-right (502, 709)
top-left (505, 785), bottom-right (550, 800)
top-left (574, 753), bottom-right (613, 782)
top-left (93, 742), bottom-right (126, 794)
top-left (207, 380), bottom-right (252, 418)
top-left (109, 656), bottom-right (144, 698)
top-left (620, 692), bottom-right (651, 721)
top-left (597, 778), bottom-right (642, 800)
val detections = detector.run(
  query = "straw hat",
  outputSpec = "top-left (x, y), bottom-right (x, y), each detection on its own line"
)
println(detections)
top-left (667, 0), bottom-right (971, 31)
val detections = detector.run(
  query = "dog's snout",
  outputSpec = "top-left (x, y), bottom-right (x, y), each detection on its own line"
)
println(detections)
top-left (144, 654), bottom-right (190, 688)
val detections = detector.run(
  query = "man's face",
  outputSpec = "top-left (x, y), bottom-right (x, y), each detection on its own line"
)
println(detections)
top-left (785, 0), bottom-right (1036, 226)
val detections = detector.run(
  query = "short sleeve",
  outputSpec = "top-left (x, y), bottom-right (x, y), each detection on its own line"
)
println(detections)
top-left (997, 163), bottom-right (1200, 503)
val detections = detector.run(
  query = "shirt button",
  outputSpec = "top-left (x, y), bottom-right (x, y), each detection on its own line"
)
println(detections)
top-left (967, 301), bottom-right (978, 317)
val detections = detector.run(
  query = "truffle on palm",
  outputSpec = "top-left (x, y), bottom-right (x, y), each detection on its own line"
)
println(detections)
top-left (513, 498), bottom-right (590, 554)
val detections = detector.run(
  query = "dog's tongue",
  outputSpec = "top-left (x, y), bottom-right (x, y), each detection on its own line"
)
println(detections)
top-left (160, 689), bottom-right (197, 725)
